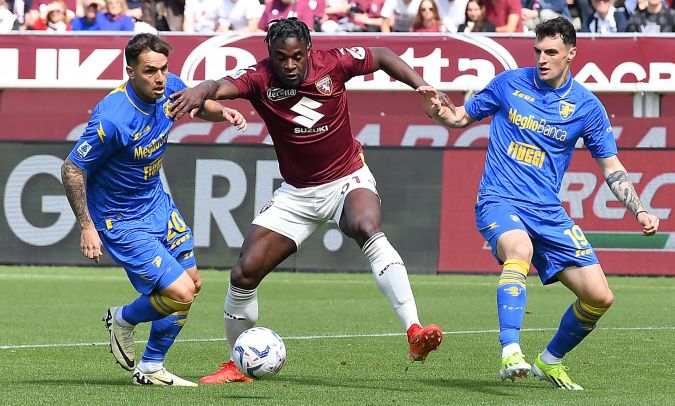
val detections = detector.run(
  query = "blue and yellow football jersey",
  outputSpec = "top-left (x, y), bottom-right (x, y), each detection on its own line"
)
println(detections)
top-left (68, 73), bottom-right (187, 231)
top-left (465, 67), bottom-right (618, 207)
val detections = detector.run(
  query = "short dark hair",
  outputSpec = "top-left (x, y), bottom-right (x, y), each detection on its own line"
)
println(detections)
top-left (264, 17), bottom-right (312, 49)
top-left (534, 17), bottom-right (576, 47)
top-left (125, 33), bottom-right (172, 67)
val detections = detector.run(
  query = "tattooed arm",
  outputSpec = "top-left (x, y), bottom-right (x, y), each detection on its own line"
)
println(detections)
top-left (61, 157), bottom-right (103, 263)
top-left (595, 155), bottom-right (659, 236)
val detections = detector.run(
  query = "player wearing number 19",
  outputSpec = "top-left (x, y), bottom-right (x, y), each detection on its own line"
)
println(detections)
top-left (61, 33), bottom-right (247, 386)
top-left (169, 17), bottom-right (445, 384)
top-left (418, 17), bottom-right (659, 390)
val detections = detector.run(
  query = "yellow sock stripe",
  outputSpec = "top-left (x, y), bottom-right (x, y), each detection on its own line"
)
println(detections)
top-left (498, 259), bottom-right (530, 287)
top-left (572, 299), bottom-right (607, 324)
top-left (150, 292), bottom-right (193, 315)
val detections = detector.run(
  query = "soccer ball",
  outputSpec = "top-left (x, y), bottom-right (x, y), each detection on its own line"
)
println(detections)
top-left (233, 327), bottom-right (286, 379)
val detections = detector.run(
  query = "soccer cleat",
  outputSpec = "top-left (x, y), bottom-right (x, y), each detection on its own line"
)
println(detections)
top-left (500, 352), bottom-right (531, 381)
top-left (407, 323), bottom-right (443, 362)
top-left (132, 367), bottom-right (198, 387)
top-left (532, 353), bottom-right (584, 390)
top-left (103, 307), bottom-right (136, 371)
top-left (199, 361), bottom-right (254, 384)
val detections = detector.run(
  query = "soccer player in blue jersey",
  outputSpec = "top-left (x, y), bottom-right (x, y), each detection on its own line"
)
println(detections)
top-left (61, 33), bottom-right (247, 386)
top-left (418, 17), bottom-right (659, 390)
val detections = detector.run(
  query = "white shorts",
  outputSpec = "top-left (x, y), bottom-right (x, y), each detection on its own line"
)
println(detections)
top-left (252, 164), bottom-right (379, 248)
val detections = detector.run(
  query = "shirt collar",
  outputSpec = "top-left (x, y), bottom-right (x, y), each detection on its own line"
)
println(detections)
top-left (125, 81), bottom-right (164, 116)
top-left (532, 67), bottom-right (574, 98)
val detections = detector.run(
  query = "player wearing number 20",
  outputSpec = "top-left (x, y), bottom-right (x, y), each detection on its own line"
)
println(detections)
top-left (418, 17), bottom-right (659, 390)
top-left (169, 17), bottom-right (444, 384)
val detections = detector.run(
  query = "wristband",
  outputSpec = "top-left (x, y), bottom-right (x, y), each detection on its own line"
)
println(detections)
top-left (635, 210), bottom-right (647, 219)
top-left (198, 100), bottom-right (206, 112)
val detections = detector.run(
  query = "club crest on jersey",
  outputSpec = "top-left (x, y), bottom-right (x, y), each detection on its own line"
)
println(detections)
top-left (267, 87), bottom-right (297, 101)
top-left (559, 101), bottom-right (576, 120)
top-left (315, 76), bottom-right (333, 95)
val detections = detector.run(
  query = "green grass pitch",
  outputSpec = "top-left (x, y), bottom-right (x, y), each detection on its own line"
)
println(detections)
top-left (1, 266), bottom-right (674, 405)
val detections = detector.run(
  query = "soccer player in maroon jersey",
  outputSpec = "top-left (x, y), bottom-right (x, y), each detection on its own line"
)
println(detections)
top-left (170, 17), bottom-right (446, 384)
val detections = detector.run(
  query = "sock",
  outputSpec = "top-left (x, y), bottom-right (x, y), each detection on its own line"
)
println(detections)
top-left (497, 259), bottom-right (529, 349)
top-left (502, 343), bottom-right (523, 358)
top-left (363, 232), bottom-right (419, 330)
top-left (121, 294), bottom-right (167, 325)
top-left (224, 284), bottom-right (258, 359)
top-left (137, 361), bottom-right (163, 373)
top-left (545, 299), bottom-right (608, 359)
top-left (140, 312), bottom-right (189, 364)
top-left (540, 349), bottom-right (562, 365)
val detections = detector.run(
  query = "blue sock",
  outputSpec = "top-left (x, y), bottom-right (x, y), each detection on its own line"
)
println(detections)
top-left (121, 294), bottom-right (167, 325)
top-left (546, 299), bottom-right (607, 358)
top-left (141, 313), bottom-right (189, 363)
top-left (497, 259), bottom-right (530, 348)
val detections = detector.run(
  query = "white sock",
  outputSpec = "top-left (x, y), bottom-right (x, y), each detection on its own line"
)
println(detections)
top-left (115, 307), bottom-right (134, 328)
top-left (362, 232), bottom-right (419, 330)
top-left (541, 349), bottom-right (563, 364)
top-left (137, 361), bottom-right (163, 373)
top-left (501, 343), bottom-right (523, 359)
top-left (224, 284), bottom-right (258, 359)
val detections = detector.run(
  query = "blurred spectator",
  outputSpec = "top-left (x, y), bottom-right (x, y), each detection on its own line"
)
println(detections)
top-left (582, 0), bottom-right (628, 31)
top-left (568, 0), bottom-right (593, 30)
top-left (324, 0), bottom-right (385, 31)
top-left (27, 0), bottom-right (77, 27)
top-left (626, 0), bottom-right (675, 31)
top-left (380, 0), bottom-right (422, 31)
top-left (258, 0), bottom-right (325, 31)
top-left (435, 0), bottom-right (469, 31)
top-left (7, 0), bottom-right (31, 29)
top-left (320, 0), bottom-right (349, 31)
top-left (0, 0), bottom-right (18, 30)
top-left (521, 0), bottom-right (570, 31)
top-left (98, 0), bottom-right (135, 29)
top-left (71, 0), bottom-right (103, 29)
top-left (484, 0), bottom-right (523, 31)
top-left (158, 0), bottom-right (185, 31)
top-left (458, 0), bottom-right (496, 30)
top-left (32, 0), bottom-right (71, 29)
top-left (413, 0), bottom-right (443, 30)
top-left (222, 0), bottom-right (264, 32)
top-left (182, 0), bottom-right (227, 32)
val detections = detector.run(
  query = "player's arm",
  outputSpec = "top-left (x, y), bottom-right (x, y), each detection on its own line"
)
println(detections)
top-left (60, 157), bottom-right (103, 263)
top-left (416, 85), bottom-right (475, 128)
top-left (193, 100), bottom-right (248, 130)
top-left (169, 79), bottom-right (241, 121)
top-left (595, 155), bottom-right (659, 236)
top-left (369, 47), bottom-right (453, 108)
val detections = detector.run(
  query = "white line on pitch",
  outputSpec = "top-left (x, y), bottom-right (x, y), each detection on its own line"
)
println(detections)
top-left (1, 326), bottom-right (674, 351)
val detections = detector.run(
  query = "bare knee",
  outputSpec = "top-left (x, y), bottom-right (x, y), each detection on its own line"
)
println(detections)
top-left (586, 289), bottom-right (614, 309)
top-left (230, 260), bottom-right (262, 290)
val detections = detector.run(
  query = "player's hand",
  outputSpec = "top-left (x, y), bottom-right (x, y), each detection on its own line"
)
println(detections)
top-left (436, 90), bottom-right (456, 114)
top-left (637, 211), bottom-right (659, 236)
top-left (416, 85), bottom-right (443, 116)
top-left (223, 107), bottom-right (247, 131)
top-left (80, 226), bottom-right (103, 263)
top-left (169, 87), bottom-right (208, 121)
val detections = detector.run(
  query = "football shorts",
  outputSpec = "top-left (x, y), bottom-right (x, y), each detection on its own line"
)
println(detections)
top-left (475, 195), bottom-right (599, 285)
top-left (252, 164), bottom-right (379, 248)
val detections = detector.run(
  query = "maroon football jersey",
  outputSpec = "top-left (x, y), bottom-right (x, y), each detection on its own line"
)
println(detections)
top-left (227, 47), bottom-right (375, 188)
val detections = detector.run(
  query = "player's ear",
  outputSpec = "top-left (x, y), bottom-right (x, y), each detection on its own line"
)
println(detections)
top-left (126, 65), bottom-right (134, 79)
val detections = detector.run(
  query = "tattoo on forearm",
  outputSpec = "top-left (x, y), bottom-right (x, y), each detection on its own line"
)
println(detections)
top-left (606, 170), bottom-right (644, 215)
top-left (61, 159), bottom-right (93, 228)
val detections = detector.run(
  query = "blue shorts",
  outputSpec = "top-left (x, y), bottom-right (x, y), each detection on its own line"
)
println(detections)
top-left (475, 196), bottom-right (599, 285)
top-left (100, 200), bottom-right (196, 295)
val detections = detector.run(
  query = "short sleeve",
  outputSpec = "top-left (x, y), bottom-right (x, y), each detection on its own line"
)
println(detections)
top-left (226, 65), bottom-right (259, 99)
top-left (336, 47), bottom-right (374, 79)
top-left (582, 99), bottom-right (618, 158)
top-left (464, 72), bottom-right (506, 121)
top-left (68, 109), bottom-right (120, 171)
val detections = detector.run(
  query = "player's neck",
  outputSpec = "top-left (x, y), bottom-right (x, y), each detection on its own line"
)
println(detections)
top-left (545, 69), bottom-right (570, 89)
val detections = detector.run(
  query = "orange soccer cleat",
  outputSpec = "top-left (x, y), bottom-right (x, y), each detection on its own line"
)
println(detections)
top-left (407, 323), bottom-right (443, 362)
top-left (199, 361), bottom-right (254, 384)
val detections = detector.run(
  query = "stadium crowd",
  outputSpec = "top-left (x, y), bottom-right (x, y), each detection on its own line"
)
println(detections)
top-left (1, 0), bottom-right (673, 33)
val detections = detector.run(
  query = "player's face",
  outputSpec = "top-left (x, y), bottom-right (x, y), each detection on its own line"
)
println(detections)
top-left (127, 50), bottom-right (169, 103)
top-left (269, 37), bottom-right (310, 88)
top-left (533, 35), bottom-right (576, 89)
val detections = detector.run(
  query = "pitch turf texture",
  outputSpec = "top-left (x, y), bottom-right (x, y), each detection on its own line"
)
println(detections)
top-left (1, 266), bottom-right (674, 405)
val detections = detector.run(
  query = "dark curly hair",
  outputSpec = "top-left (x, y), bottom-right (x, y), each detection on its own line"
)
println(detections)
top-left (534, 17), bottom-right (576, 47)
top-left (264, 17), bottom-right (312, 49)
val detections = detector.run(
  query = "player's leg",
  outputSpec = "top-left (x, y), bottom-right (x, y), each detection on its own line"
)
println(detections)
top-left (476, 197), bottom-right (533, 380)
top-left (532, 263), bottom-right (612, 390)
top-left (338, 171), bottom-right (442, 362)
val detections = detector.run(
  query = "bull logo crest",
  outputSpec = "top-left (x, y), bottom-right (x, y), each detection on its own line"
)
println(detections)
top-left (315, 76), bottom-right (333, 96)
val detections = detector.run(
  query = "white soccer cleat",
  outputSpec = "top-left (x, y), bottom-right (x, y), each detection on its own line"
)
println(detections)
top-left (103, 307), bottom-right (136, 371)
top-left (132, 367), bottom-right (198, 387)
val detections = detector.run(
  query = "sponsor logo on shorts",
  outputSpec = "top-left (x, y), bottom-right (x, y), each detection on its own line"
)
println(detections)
top-left (259, 200), bottom-right (274, 214)
top-left (152, 256), bottom-right (162, 267)
top-left (267, 87), bottom-right (297, 101)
